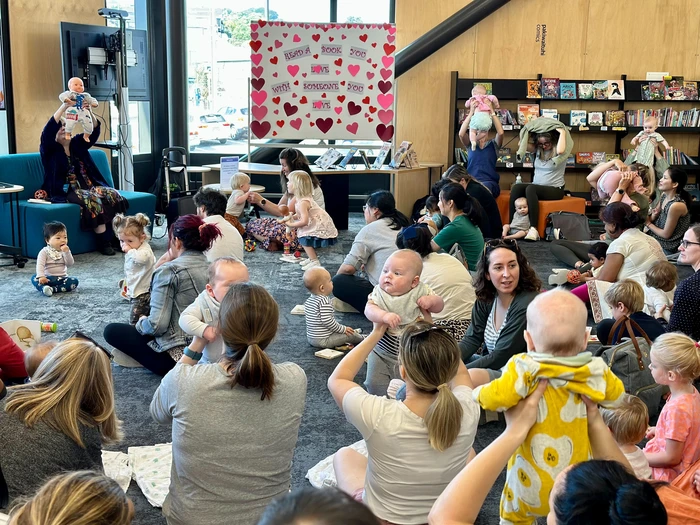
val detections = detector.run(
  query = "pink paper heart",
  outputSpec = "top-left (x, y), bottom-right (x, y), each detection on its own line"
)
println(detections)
top-left (377, 93), bottom-right (394, 109)
top-left (305, 113), bottom-right (311, 118)
top-left (263, 32), bottom-right (269, 37)
top-left (346, 122), bottom-right (358, 134)
top-left (251, 23), bottom-right (259, 31)
top-left (287, 64), bottom-right (300, 77)
top-left (381, 56), bottom-right (394, 68)
top-left (334, 106), bottom-right (343, 115)
top-left (273, 109), bottom-right (279, 115)
top-left (388, 27), bottom-right (396, 35)
top-left (274, 39), bottom-right (283, 48)
top-left (302, 73), bottom-right (307, 77)
top-left (366, 72), bottom-right (375, 80)
top-left (251, 91), bottom-right (268, 106)
top-left (364, 112), bottom-right (369, 117)
top-left (291, 93), bottom-right (298, 98)
top-left (380, 68), bottom-right (392, 80)
top-left (347, 64), bottom-right (360, 77)
top-left (251, 106), bottom-right (268, 121)
top-left (387, 35), bottom-right (395, 43)
top-left (378, 109), bottom-right (394, 124)
top-left (313, 101), bottom-right (323, 109)
top-left (341, 34), bottom-right (347, 40)
top-left (336, 70), bottom-right (341, 75)
top-left (272, 72), bottom-right (278, 77)
top-left (282, 32), bottom-right (288, 38)
top-left (293, 34), bottom-right (301, 42)
top-left (251, 54), bottom-right (263, 66)
top-left (251, 32), bottom-right (258, 40)
top-left (251, 66), bottom-right (264, 78)
top-left (290, 118), bottom-right (302, 130)
top-left (312, 65), bottom-right (322, 73)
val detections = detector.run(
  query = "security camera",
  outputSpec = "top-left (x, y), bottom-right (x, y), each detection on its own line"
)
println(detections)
top-left (97, 8), bottom-right (129, 19)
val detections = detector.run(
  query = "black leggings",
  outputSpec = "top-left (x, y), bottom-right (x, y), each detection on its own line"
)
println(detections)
top-left (331, 273), bottom-right (374, 314)
top-left (103, 323), bottom-right (176, 376)
top-left (509, 183), bottom-right (565, 226)
top-left (550, 240), bottom-right (592, 268)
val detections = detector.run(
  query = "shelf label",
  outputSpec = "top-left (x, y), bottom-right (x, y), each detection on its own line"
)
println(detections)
top-left (503, 125), bottom-right (513, 130)
top-left (506, 162), bottom-right (514, 168)
top-left (600, 126), bottom-right (608, 131)
top-left (523, 162), bottom-right (534, 168)
top-left (514, 125), bottom-right (522, 129)
top-left (612, 127), bottom-right (627, 131)
top-left (578, 126), bottom-right (590, 131)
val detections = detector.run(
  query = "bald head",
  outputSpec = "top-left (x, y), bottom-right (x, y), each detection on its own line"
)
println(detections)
top-left (303, 266), bottom-right (331, 293)
top-left (526, 290), bottom-right (588, 356)
top-left (387, 249), bottom-right (423, 277)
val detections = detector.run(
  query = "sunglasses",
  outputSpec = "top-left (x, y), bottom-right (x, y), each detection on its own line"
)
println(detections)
top-left (483, 238), bottom-right (518, 253)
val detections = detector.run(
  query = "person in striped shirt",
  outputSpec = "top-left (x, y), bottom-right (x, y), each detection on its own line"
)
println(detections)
top-left (304, 266), bottom-right (364, 349)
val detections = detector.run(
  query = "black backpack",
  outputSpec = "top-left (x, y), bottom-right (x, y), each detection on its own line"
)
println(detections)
top-left (545, 211), bottom-right (592, 241)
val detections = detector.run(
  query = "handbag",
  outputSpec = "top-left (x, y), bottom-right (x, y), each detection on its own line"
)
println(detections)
top-left (595, 316), bottom-right (666, 419)
top-left (544, 211), bottom-right (592, 241)
top-left (448, 243), bottom-right (469, 271)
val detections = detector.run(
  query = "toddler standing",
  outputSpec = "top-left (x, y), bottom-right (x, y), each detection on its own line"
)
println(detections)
top-left (303, 266), bottom-right (364, 349)
top-left (644, 332), bottom-right (700, 482)
top-left (364, 250), bottom-right (443, 395)
top-left (501, 197), bottom-right (530, 240)
top-left (113, 213), bottom-right (156, 325)
top-left (600, 393), bottom-right (652, 479)
top-left (285, 170), bottom-right (338, 270)
top-left (31, 221), bottom-right (78, 297)
top-left (630, 116), bottom-right (671, 170)
top-left (225, 172), bottom-right (250, 237)
top-left (644, 260), bottom-right (677, 322)
top-left (179, 257), bottom-right (249, 365)
top-left (474, 290), bottom-right (625, 524)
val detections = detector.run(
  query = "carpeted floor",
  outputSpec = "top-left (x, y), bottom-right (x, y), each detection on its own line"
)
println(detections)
top-left (0, 214), bottom-right (691, 524)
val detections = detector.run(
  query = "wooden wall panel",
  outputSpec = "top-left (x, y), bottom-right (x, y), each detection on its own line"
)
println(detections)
top-left (9, 0), bottom-right (106, 152)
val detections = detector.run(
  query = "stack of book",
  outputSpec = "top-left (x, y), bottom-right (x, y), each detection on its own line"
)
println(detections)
top-left (625, 108), bottom-right (700, 127)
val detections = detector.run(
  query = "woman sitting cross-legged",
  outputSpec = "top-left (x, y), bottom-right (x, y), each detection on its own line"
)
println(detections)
top-left (458, 239), bottom-right (541, 385)
top-left (0, 337), bottom-right (122, 508)
top-left (328, 321), bottom-right (480, 525)
top-left (103, 214), bottom-right (220, 376)
top-left (150, 282), bottom-right (307, 525)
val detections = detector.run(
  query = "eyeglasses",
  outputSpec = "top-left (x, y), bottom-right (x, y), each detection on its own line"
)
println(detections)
top-left (680, 239), bottom-right (700, 248)
top-left (483, 238), bottom-right (518, 253)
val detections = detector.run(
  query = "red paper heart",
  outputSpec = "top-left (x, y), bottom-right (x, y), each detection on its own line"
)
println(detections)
top-left (372, 63), bottom-right (377, 69)
top-left (272, 130), bottom-right (277, 136)
top-left (329, 36), bottom-right (334, 42)
top-left (368, 84), bottom-right (374, 90)
top-left (313, 54), bottom-right (319, 59)
top-left (316, 117), bottom-right (333, 133)
top-left (310, 122), bottom-right (315, 127)
top-left (272, 96), bottom-right (281, 104)
top-left (321, 93), bottom-right (327, 98)
top-left (337, 118), bottom-right (342, 123)
top-left (259, 20), bottom-right (267, 27)
top-left (346, 122), bottom-right (358, 134)
top-left (270, 56), bottom-right (278, 65)
top-left (267, 47), bottom-right (273, 52)
top-left (251, 78), bottom-right (265, 91)
top-left (376, 124), bottom-right (394, 141)
top-left (334, 58), bottom-right (343, 66)
top-left (306, 113), bottom-right (311, 118)
top-left (362, 96), bottom-right (370, 104)
top-left (371, 42), bottom-right (377, 48)
top-left (359, 34), bottom-right (368, 42)
top-left (272, 72), bottom-right (278, 77)
top-left (312, 34), bottom-right (321, 42)
top-left (277, 120), bottom-right (285, 127)
top-left (369, 106), bottom-right (377, 113)
top-left (291, 93), bottom-right (298, 98)
top-left (337, 95), bottom-right (346, 102)
top-left (378, 80), bottom-right (392, 94)
top-left (383, 44), bottom-right (396, 55)
top-left (348, 101), bottom-right (362, 115)
top-left (294, 80), bottom-right (299, 86)
top-left (251, 66), bottom-right (264, 78)
top-left (290, 118), bottom-right (302, 130)
top-left (282, 32), bottom-right (288, 38)
top-left (368, 117), bottom-right (373, 122)
top-left (300, 96), bottom-right (308, 103)
top-left (250, 40), bottom-right (262, 52)
top-left (340, 81), bottom-right (346, 86)
top-left (250, 120), bottom-right (271, 138)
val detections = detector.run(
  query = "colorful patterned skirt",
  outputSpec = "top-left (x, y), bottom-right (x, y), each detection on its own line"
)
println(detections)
top-left (67, 185), bottom-right (128, 231)
top-left (245, 217), bottom-right (300, 251)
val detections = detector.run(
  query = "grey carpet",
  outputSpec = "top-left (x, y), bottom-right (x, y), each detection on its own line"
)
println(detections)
top-left (0, 215), bottom-right (691, 524)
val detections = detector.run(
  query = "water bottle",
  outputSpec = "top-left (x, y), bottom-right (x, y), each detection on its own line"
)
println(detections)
top-left (515, 173), bottom-right (523, 185)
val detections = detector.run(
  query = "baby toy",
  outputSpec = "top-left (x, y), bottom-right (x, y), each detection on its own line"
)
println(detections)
top-left (58, 77), bottom-right (99, 142)
top-left (244, 239), bottom-right (257, 252)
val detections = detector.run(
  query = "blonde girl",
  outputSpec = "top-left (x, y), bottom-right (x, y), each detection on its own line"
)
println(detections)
top-left (644, 333), bottom-right (700, 481)
top-left (225, 172), bottom-right (250, 236)
top-left (8, 471), bottom-right (133, 525)
top-left (328, 321), bottom-right (480, 524)
top-left (0, 338), bottom-right (122, 503)
top-left (285, 170), bottom-right (338, 270)
top-left (113, 213), bottom-right (156, 324)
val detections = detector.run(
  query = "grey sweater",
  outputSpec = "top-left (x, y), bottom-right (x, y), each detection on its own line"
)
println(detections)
top-left (0, 400), bottom-right (102, 508)
top-left (459, 290), bottom-right (540, 370)
top-left (342, 218), bottom-right (400, 285)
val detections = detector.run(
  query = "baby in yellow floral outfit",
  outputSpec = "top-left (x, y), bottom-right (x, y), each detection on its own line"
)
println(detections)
top-left (473, 290), bottom-right (625, 524)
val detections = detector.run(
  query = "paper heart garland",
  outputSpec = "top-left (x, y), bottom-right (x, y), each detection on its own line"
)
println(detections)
top-left (380, 68), bottom-right (392, 80)
top-left (378, 109), bottom-right (394, 124)
top-left (378, 80), bottom-right (392, 94)
top-left (250, 40), bottom-right (262, 52)
top-left (376, 124), bottom-right (394, 141)
top-left (251, 121), bottom-right (271, 139)
top-left (377, 93), bottom-right (394, 109)
top-left (251, 91), bottom-right (267, 106)
top-left (251, 78), bottom-right (265, 91)
top-left (251, 106), bottom-right (268, 121)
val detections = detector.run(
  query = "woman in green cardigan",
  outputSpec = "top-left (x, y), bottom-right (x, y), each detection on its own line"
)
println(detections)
top-left (458, 239), bottom-right (542, 386)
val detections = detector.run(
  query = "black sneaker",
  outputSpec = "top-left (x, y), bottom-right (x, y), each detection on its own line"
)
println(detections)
top-left (100, 243), bottom-right (116, 256)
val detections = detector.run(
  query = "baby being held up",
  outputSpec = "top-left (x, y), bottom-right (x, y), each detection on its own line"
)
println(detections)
top-left (502, 197), bottom-right (531, 240)
top-left (473, 290), bottom-right (624, 524)
top-left (303, 266), bottom-right (364, 349)
top-left (466, 83), bottom-right (500, 151)
top-left (600, 394), bottom-right (652, 479)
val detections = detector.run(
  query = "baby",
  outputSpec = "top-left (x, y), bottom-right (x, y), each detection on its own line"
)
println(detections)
top-left (23, 341), bottom-right (57, 381)
top-left (566, 241), bottom-right (608, 284)
top-left (502, 197), bottom-right (530, 240)
top-left (303, 266), bottom-right (363, 349)
top-left (31, 221), bottom-right (78, 297)
top-left (643, 260), bottom-right (677, 322)
top-left (629, 116), bottom-right (671, 169)
top-left (600, 394), bottom-right (652, 479)
top-left (595, 164), bottom-right (651, 207)
top-left (474, 290), bottom-right (624, 524)
top-left (224, 172), bottom-right (250, 237)
top-left (466, 84), bottom-right (500, 150)
top-left (58, 77), bottom-right (98, 141)
top-left (179, 257), bottom-right (249, 365)
top-left (423, 196), bottom-right (442, 234)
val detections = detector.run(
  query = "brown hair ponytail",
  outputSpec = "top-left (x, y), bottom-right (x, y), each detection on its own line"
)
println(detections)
top-left (219, 282), bottom-right (278, 400)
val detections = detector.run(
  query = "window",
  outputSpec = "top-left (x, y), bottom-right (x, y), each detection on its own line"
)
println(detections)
top-left (268, 1), bottom-right (330, 23)
top-left (337, 0), bottom-right (392, 23)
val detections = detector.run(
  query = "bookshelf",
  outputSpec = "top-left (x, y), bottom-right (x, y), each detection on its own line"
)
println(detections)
top-left (448, 72), bottom-right (700, 192)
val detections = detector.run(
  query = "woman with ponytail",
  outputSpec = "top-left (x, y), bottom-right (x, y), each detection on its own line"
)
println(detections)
top-left (328, 321), bottom-right (479, 524)
top-left (104, 214), bottom-right (220, 375)
top-left (150, 282), bottom-right (306, 525)
top-left (646, 167), bottom-right (691, 255)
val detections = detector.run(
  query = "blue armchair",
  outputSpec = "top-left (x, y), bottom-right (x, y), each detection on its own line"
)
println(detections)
top-left (0, 150), bottom-right (156, 258)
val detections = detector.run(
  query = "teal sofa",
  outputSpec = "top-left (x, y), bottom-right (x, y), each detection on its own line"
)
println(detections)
top-left (0, 150), bottom-right (156, 258)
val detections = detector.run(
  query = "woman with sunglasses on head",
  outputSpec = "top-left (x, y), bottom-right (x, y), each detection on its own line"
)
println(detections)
top-left (667, 224), bottom-right (700, 340)
top-left (508, 129), bottom-right (569, 233)
top-left (328, 321), bottom-right (480, 525)
top-left (458, 238), bottom-right (541, 386)
top-left (246, 148), bottom-right (325, 251)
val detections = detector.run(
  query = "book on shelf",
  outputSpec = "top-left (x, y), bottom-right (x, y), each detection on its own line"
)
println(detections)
top-left (521, 152), bottom-right (535, 166)
top-left (517, 104), bottom-right (540, 125)
top-left (527, 80), bottom-right (542, 98)
top-left (625, 107), bottom-right (700, 127)
top-left (541, 108), bottom-right (559, 120)
top-left (454, 148), bottom-right (468, 163)
top-left (605, 153), bottom-right (621, 161)
top-left (605, 110), bottom-right (626, 127)
top-left (566, 155), bottom-right (575, 167)
top-left (497, 147), bottom-right (512, 163)
top-left (496, 109), bottom-right (517, 126)
top-left (404, 149), bottom-right (419, 169)
top-left (560, 82), bottom-right (576, 99)
top-left (664, 76), bottom-right (684, 100)
top-left (621, 148), bottom-right (697, 166)
top-left (359, 150), bottom-right (372, 169)
top-left (592, 81), bottom-right (608, 100)
top-left (576, 152), bottom-right (594, 165)
top-left (578, 83), bottom-right (593, 99)
top-left (607, 80), bottom-right (625, 100)
top-left (683, 81), bottom-right (698, 100)
top-left (371, 142), bottom-right (392, 169)
top-left (592, 152), bottom-right (606, 164)
top-left (642, 81), bottom-right (666, 101)
top-left (588, 111), bottom-right (604, 126)
top-left (474, 82), bottom-right (493, 94)
top-left (389, 141), bottom-right (412, 169)
top-left (570, 110), bottom-right (587, 126)
top-left (541, 78), bottom-right (560, 99)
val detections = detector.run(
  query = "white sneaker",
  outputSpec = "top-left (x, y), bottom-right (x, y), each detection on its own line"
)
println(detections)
top-left (524, 226), bottom-right (540, 241)
top-left (42, 285), bottom-right (53, 297)
top-left (387, 379), bottom-right (406, 399)
top-left (303, 259), bottom-right (321, 270)
top-left (548, 269), bottom-right (570, 286)
top-left (279, 254), bottom-right (299, 263)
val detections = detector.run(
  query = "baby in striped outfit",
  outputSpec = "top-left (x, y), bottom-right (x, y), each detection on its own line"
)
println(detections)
top-left (304, 266), bottom-right (364, 349)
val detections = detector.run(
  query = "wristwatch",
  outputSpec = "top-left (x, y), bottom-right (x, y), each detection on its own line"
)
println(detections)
top-left (260, 198), bottom-right (267, 206)
top-left (183, 346), bottom-right (202, 361)
top-left (617, 189), bottom-right (625, 195)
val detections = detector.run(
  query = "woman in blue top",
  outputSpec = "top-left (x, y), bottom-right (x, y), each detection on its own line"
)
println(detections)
top-left (430, 183), bottom-right (485, 271)
top-left (458, 98), bottom-right (504, 197)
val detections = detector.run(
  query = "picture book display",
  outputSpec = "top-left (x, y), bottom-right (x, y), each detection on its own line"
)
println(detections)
top-left (683, 81), bottom-right (698, 100)
top-left (664, 76), bottom-right (684, 100)
top-left (517, 104), bottom-right (540, 125)
top-left (359, 150), bottom-right (372, 169)
top-left (497, 147), bottom-right (512, 163)
top-left (249, 21), bottom-right (397, 141)
top-left (569, 110), bottom-right (587, 126)
top-left (575, 152), bottom-right (594, 165)
top-left (578, 83), bottom-right (593, 99)
top-left (541, 108), bottom-right (558, 120)
top-left (389, 141), bottom-right (412, 168)
top-left (588, 112), bottom-right (603, 126)
top-left (541, 78), bottom-right (560, 99)
top-left (315, 148), bottom-right (344, 169)
top-left (527, 80), bottom-right (542, 98)
top-left (338, 147), bottom-right (358, 168)
top-left (371, 142), bottom-right (392, 169)
top-left (607, 80), bottom-right (625, 100)
top-left (641, 81), bottom-right (665, 101)
top-left (605, 110), bottom-right (625, 127)
top-left (560, 82), bottom-right (576, 99)
top-left (592, 81), bottom-right (608, 100)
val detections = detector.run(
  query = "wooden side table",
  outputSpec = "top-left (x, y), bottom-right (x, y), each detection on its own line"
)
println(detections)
top-left (0, 183), bottom-right (28, 267)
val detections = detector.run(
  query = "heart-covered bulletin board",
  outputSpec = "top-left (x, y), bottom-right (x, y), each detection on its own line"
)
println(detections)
top-left (249, 21), bottom-right (396, 142)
